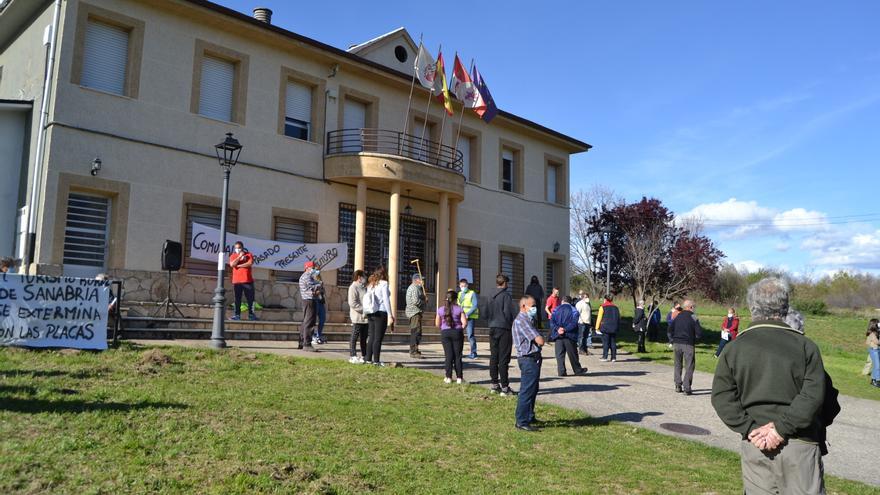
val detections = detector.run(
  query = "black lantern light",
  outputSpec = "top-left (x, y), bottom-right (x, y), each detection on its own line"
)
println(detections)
top-left (214, 132), bottom-right (242, 170)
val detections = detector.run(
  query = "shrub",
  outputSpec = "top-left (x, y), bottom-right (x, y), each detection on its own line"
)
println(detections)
top-left (793, 299), bottom-right (829, 316)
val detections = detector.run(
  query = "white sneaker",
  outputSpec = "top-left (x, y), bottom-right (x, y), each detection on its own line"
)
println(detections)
top-left (444, 377), bottom-right (452, 384)
top-left (357, 356), bottom-right (365, 364)
top-left (376, 361), bottom-right (385, 367)
top-left (599, 358), bottom-right (608, 362)
top-left (610, 359), bottom-right (617, 362)
top-left (311, 338), bottom-right (319, 346)
top-left (348, 356), bottom-right (359, 364)
top-left (456, 378), bottom-right (463, 385)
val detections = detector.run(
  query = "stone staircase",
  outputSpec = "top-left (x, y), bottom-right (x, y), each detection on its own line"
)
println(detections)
top-left (120, 301), bottom-right (492, 344)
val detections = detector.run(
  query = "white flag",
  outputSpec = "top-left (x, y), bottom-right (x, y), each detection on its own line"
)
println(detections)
top-left (414, 44), bottom-right (439, 94)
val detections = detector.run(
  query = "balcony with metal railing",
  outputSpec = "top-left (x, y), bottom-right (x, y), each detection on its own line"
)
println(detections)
top-left (324, 128), bottom-right (466, 199)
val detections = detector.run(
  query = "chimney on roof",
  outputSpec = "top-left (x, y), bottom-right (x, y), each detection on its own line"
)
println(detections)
top-left (252, 7), bottom-right (272, 24)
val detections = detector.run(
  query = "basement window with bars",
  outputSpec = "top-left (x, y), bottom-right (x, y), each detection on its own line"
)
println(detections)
top-left (456, 244), bottom-right (481, 294)
top-left (184, 203), bottom-right (238, 276)
top-left (499, 250), bottom-right (524, 298)
top-left (62, 193), bottom-right (110, 277)
top-left (274, 217), bottom-right (318, 282)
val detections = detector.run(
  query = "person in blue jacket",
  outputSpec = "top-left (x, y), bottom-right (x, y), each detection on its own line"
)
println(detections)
top-left (548, 295), bottom-right (588, 377)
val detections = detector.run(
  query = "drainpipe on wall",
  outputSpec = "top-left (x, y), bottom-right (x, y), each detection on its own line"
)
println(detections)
top-left (21, 0), bottom-right (62, 274)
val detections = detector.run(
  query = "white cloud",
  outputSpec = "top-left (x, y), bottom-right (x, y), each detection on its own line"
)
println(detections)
top-left (734, 260), bottom-right (764, 273)
top-left (775, 242), bottom-right (791, 252)
top-left (773, 208), bottom-right (828, 232)
top-left (807, 229), bottom-right (880, 269)
top-left (679, 198), bottom-right (776, 239)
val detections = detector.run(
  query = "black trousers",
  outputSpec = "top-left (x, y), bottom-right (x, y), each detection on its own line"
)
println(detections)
top-left (349, 323), bottom-right (368, 357)
top-left (554, 338), bottom-right (584, 375)
top-left (300, 299), bottom-right (317, 346)
top-left (647, 321), bottom-right (659, 342)
top-left (233, 282), bottom-right (255, 315)
top-left (366, 312), bottom-right (388, 363)
top-left (489, 327), bottom-right (513, 387)
top-left (441, 330), bottom-right (464, 379)
top-left (636, 327), bottom-right (647, 352)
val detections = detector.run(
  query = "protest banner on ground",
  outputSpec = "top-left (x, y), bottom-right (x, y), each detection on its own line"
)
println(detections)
top-left (189, 223), bottom-right (348, 272)
top-left (0, 273), bottom-right (110, 350)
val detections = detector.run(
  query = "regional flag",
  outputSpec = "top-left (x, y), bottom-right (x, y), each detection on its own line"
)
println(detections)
top-left (435, 52), bottom-right (454, 116)
top-left (451, 55), bottom-right (486, 112)
top-left (414, 44), bottom-right (439, 94)
top-left (471, 64), bottom-right (498, 123)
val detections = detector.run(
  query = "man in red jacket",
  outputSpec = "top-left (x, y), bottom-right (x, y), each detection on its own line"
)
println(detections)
top-left (229, 241), bottom-right (257, 321)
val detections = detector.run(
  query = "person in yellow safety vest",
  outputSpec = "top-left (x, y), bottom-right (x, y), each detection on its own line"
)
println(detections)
top-left (458, 278), bottom-right (480, 359)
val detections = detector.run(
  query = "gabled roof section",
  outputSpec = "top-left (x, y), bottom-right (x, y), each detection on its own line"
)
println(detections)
top-left (347, 27), bottom-right (413, 54)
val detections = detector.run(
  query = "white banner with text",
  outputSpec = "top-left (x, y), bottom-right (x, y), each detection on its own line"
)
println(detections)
top-left (190, 223), bottom-right (348, 272)
top-left (0, 274), bottom-right (110, 350)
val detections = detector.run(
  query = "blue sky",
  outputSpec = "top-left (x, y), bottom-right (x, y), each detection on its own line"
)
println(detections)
top-left (219, 0), bottom-right (880, 277)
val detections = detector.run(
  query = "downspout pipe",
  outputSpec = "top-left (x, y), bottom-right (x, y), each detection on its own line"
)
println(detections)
top-left (21, 0), bottom-right (62, 274)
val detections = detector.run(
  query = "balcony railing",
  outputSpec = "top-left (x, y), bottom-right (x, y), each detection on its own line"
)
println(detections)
top-left (326, 128), bottom-right (463, 174)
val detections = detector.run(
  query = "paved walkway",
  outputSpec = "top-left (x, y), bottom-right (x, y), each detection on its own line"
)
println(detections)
top-left (134, 339), bottom-right (880, 487)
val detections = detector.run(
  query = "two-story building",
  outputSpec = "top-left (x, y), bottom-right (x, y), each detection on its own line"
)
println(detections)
top-left (0, 0), bottom-right (590, 315)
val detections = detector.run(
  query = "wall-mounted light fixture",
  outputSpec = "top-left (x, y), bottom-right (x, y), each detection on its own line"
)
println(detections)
top-left (404, 189), bottom-right (413, 216)
top-left (90, 157), bottom-right (102, 176)
top-left (553, 241), bottom-right (560, 253)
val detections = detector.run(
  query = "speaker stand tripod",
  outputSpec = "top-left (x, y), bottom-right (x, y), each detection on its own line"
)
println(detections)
top-left (153, 270), bottom-right (185, 318)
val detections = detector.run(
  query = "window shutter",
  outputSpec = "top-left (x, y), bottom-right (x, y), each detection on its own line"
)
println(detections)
top-left (547, 165), bottom-right (557, 203)
top-left (274, 217), bottom-right (317, 282)
top-left (502, 149), bottom-right (513, 162)
top-left (343, 99), bottom-right (367, 129)
top-left (499, 251), bottom-right (524, 298)
top-left (457, 136), bottom-right (471, 180)
top-left (185, 204), bottom-right (238, 276)
top-left (81, 20), bottom-right (129, 95)
top-left (199, 56), bottom-right (235, 121)
top-left (286, 81), bottom-right (312, 123)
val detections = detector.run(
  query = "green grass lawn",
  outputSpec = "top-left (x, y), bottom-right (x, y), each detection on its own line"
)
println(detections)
top-left (604, 301), bottom-right (880, 401)
top-left (1, 345), bottom-right (877, 494)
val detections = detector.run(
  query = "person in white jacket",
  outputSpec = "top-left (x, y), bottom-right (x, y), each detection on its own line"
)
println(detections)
top-left (363, 266), bottom-right (395, 365)
top-left (575, 292), bottom-right (593, 355)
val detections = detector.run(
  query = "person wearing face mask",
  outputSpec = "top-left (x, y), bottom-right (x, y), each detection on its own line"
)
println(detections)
top-left (715, 307), bottom-right (739, 357)
top-left (457, 278), bottom-right (480, 359)
top-left (347, 270), bottom-right (368, 364)
top-left (298, 261), bottom-right (322, 351)
top-left (512, 295), bottom-right (545, 431)
top-left (229, 241), bottom-right (257, 321)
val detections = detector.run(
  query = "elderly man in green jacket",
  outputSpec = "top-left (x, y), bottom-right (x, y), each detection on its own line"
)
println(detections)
top-left (711, 277), bottom-right (829, 494)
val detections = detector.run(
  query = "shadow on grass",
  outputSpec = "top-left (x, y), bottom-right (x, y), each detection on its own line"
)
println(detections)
top-left (0, 397), bottom-right (187, 414)
top-left (585, 370), bottom-right (649, 377)
top-left (540, 411), bottom-right (663, 428)
top-left (538, 382), bottom-right (630, 395)
top-left (0, 369), bottom-right (106, 379)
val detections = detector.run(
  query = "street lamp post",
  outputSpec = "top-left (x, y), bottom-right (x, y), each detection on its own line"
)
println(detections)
top-left (210, 133), bottom-right (242, 350)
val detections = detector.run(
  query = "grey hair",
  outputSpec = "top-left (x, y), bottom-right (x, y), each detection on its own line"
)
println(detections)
top-left (747, 277), bottom-right (790, 320)
top-left (95, 273), bottom-right (109, 281)
top-left (784, 309), bottom-right (804, 333)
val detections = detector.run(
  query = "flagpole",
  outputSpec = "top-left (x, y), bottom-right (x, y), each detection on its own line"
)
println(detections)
top-left (435, 51), bottom-right (456, 165)
top-left (401, 34), bottom-right (423, 141)
top-left (452, 58), bottom-right (474, 172)
top-left (419, 44), bottom-right (440, 162)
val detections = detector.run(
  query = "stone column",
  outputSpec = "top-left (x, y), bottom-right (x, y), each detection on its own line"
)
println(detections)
top-left (436, 192), bottom-right (449, 309)
top-left (354, 179), bottom-right (366, 271)
top-left (448, 199), bottom-right (459, 288)
top-left (388, 182), bottom-right (401, 317)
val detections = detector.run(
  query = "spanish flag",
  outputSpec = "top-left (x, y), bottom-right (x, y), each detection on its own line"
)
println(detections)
top-left (435, 52), bottom-right (454, 116)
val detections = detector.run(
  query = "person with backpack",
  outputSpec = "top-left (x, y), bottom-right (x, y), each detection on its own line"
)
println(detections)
top-left (594, 295), bottom-right (620, 362)
top-left (549, 295), bottom-right (588, 377)
top-left (436, 290), bottom-right (468, 384)
top-left (712, 278), bottom-right (834, 494)
top-left (363, 266), bottom-right (393, 366)
top-left (485, 274), bottom-right (517, 395)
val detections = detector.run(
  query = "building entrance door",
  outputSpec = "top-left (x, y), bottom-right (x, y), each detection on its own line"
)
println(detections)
top-left (338, 203), bottom-right (436, 307)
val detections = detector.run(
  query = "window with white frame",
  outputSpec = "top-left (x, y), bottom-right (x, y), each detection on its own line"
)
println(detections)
top-left (199, 56), bottom-right (235, 122)
top-left (81, 20), bottom-right (129, 95)
top-left (501, 148), bottom-right (515, 192)
top-left (284, 81), bottom-right (312, 140)
top-left (547, 163), bottom-right (558, 203)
